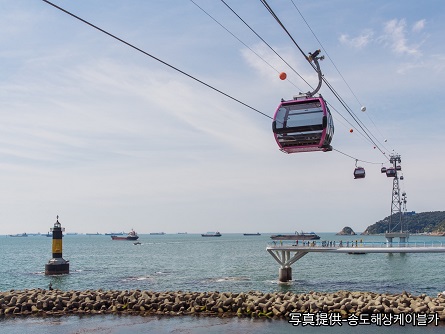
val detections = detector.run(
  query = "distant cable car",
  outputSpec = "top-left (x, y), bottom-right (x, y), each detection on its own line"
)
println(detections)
top-left (396, 165), bottom-right (402, 171)
top-left (386, 167), bottom-right (396, 177)
top-left (354, 167), bottom-right (366, 179)
top-left (272, 95), bottom-right (334, 153)
top-left (400, 175), bottom-right (404, 180)
top-left (381, 167), bottom-right (387, 173)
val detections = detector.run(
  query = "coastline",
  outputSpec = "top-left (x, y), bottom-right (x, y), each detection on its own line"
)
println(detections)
top-left (1, 289), bottom-right (445, 322)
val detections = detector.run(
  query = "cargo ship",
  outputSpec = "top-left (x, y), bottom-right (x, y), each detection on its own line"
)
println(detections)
top-left (111, 230), bottom-right (139, 241)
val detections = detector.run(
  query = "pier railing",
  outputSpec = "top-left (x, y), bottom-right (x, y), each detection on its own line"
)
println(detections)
top-left (267, 241), bottom-right (445, 248)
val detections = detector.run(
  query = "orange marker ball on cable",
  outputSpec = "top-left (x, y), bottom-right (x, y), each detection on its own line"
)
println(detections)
top-left (279, 72), bottom-right (287, 80)
top-left (349, 129), bottom-right (353, 133)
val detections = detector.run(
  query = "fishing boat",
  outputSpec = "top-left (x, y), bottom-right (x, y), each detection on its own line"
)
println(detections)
top-left (201, 232), bottom-right (221, 237)
top-left (111, 230), bottom-right (139, 241)
top-left (270, 231), bottom-right (320, 240)
top-left (243, 233), bottom-right (261, 236)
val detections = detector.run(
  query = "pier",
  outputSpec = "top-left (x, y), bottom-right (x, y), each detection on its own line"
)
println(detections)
top-left (267, 240), bottom-right (445, 282)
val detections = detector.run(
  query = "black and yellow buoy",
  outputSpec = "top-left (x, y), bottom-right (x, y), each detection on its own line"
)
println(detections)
top-left (45, 215), bottom-right (69, 275)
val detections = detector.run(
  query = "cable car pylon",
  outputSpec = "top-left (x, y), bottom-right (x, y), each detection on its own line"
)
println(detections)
top-left (382, 153), bottom-right (409, 245)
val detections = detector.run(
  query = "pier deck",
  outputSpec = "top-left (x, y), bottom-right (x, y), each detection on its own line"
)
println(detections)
top-left (266, 241), bottom-right (445, 282)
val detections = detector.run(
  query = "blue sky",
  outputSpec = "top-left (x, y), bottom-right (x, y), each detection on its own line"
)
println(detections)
top-left (1, 0), bottom-right (444, 234)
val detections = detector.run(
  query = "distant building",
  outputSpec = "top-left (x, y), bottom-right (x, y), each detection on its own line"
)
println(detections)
top-left (405, 211), bottom-right (416, 216)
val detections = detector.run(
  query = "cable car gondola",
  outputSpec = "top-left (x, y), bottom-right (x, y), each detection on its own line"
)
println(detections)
top-left (272, 49), bottom-right (333, 154)
top-left (272, 95), bottom-right (334, 153)
top-left (386, 167), bottom-right (396, 177)
top-left (354, 167), bottom-right (366, 179)
top-left (381, 167), bottom-right (387, 173)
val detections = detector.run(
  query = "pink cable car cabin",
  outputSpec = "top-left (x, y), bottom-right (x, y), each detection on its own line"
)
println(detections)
top-left (272, 96), bottom-right (334, 153)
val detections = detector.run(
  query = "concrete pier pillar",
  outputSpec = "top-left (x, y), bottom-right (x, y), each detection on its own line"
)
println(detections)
top-left (45, 215), bottom-right (69, 275)
top-left (385, 232), bottom-right (409, 248)
top-left (279, 267), bottom-right (292, 282)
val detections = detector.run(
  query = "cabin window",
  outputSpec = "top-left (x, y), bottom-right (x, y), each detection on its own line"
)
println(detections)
top-left (275, 102), bottom-right (323, 131)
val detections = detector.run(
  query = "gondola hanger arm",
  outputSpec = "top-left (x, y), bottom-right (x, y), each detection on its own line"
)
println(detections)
top-left (305, 49), bottom-right (324, 97)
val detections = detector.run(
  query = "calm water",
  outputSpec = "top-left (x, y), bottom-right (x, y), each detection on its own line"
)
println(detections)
top-left (1, 233), bottom-right (445, 333)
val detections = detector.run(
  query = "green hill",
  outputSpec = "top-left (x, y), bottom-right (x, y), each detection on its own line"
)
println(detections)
top-left (362, 211), bottom-right (445, 235)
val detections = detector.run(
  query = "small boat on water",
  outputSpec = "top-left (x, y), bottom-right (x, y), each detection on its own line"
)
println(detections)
top-left (270, 231), bottom-right (320, 240)
top-left (243, 233), bottom-right (261, 236)
top-left (111, 230), bottom-right (139, 241)
top-left (133, 241), bottom-right (141, 245)
top-left (201, 232), bottom-right (222, 237)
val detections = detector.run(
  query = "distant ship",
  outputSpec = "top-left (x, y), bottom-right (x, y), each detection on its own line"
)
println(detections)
top-left (111, 230), bottom-right (139, 241)
top-left (150, 232), bottom-right (165, 235)
top-left (45, 232), bottom-right (64, 237)
top-left (9, 233), bottom-right (28, 237)
top-left (86, 232), bottom-right (102, 235)
top-left (243, 233), bottom-right (261, 236)
top-left (270, 231), bottom-right (320, 240)
top-left (105, 232), bottom-right (124, 235)
top-left (201, 232), bottom-right (221, 237)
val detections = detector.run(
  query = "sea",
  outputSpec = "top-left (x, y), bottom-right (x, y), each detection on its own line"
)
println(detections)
top-left (1, 232), bottom-right (445, 333)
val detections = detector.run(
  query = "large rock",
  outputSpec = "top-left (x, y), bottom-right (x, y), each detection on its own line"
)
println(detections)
top-left (336, 226), bottom-right (356, 235)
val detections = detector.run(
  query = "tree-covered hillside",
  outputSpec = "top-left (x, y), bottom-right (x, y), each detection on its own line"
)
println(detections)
top-left (362, 211), bottom-right (445, 235)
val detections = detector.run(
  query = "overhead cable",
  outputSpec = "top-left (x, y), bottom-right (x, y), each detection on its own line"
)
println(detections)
top-left (42, 0), bottom-right (273, 120)
top-left (221, 0), bottom-right (312, 89)
top-left (42, 0), bottom-right (380, 164)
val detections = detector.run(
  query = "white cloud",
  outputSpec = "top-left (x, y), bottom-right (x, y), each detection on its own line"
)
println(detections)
top-left (339, 19), bottom-right (426, 60)
top-left (412, 19), bottom-right (426, 33)
top-left (339, 30), bottom-right (374, 49)
top-left (380, 19), bottom-right (421, 56)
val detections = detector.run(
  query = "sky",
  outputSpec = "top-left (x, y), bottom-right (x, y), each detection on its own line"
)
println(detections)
top-left (1, 0), bottom-right (445, 234)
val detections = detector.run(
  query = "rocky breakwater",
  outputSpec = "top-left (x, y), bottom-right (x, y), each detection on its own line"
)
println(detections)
top-left (1, 289), bottom-right (445, 321)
